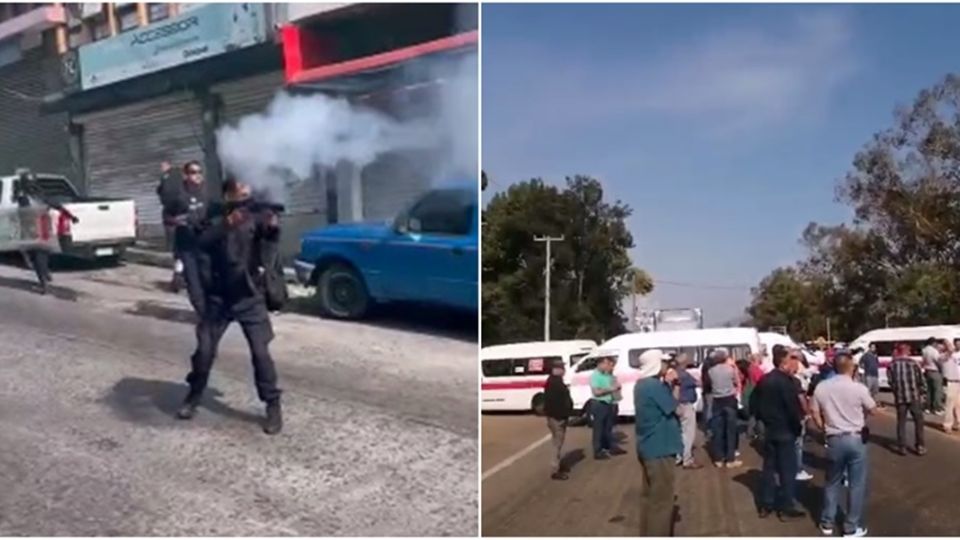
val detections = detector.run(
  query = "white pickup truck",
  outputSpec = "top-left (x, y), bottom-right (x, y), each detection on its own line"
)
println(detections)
top-left (0, 173), bottom-right (137, 261)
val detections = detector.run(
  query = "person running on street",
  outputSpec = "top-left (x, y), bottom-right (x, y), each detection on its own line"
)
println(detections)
top-left (811, 351), bottom-right (876, 537)
top-left (590, 356), bottom-right (623, 459)
top-left (754, 345), bottom-right (806, 521)
top-left (674, 353), bottom-right (702, 469)
top-left (888, 342), bottom-right (927, 456)
top-left (634, 349), bottom-right (682, 537)
top-left (941, 339), bottom-right (960, 434)
top-left (543, 359), bottom-right (573, 480)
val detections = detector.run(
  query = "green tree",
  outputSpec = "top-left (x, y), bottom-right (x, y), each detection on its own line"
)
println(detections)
top-left (748, 74), bottom-right (960, 340)
top-left (482, 175), bottom-right (648, 345)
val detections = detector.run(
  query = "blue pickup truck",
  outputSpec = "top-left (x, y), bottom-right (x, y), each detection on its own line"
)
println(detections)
top-left (294, 185), bottom-right (478, 319)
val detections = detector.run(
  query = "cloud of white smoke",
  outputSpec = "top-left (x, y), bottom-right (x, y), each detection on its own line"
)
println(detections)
top-left (215, 51), bottom-right (478, 203)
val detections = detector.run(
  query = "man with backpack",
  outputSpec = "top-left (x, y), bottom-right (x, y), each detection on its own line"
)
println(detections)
top-left (176, 177), bottom-right (287, 435)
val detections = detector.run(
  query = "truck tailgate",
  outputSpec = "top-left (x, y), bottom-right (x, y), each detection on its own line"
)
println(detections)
top-left (62, 200), bottom-right (136, 243)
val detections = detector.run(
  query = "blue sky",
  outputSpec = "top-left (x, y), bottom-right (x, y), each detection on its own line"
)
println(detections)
top-left (482, 3), bottom-right (960, 326)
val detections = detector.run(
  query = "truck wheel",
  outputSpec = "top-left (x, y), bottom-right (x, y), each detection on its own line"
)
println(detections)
top-left (316, 263), bottom-right (370, 319)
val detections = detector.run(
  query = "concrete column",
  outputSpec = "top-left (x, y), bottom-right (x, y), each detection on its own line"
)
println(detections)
top-left (335, 160), bottom-right (362, 223)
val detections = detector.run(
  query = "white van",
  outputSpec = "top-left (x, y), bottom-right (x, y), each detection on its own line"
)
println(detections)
top-left (569, 328), bottom-right (763, 417)
top-left (758, 332), bottom-right (822, 381)
top-left (849, 325), bottom-right (960, 389)
top-left (480, 340), bottom-right (597, 412)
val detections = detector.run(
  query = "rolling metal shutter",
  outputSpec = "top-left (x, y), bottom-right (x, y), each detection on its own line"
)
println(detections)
top-left (0, 50), bottom-right (78, 183)
top-left (213, 71), bottom-right (327, 219)
top-left (361, 150), bottom-right (437, 221)
top-left (74, 92), bottom-right (204, 237)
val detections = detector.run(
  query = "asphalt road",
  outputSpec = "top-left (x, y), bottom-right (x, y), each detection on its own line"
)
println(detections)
top-left (0, 276), bottom-right (477, 536)
top-left (481, 404), bottom-right (960, 536)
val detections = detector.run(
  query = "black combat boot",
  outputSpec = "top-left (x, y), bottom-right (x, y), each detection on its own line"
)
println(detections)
top-left (263, 400), bottom-right (283, 435)
top-left (176, 389), bottom-right (202, 420)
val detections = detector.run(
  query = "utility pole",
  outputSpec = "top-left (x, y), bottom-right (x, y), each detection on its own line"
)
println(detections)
top-left (534, 235), bottom-right (564, 341)
top-left (826, 317), bottom-right (832, 344)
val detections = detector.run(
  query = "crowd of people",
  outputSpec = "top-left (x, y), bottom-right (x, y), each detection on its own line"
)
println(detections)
top-left (540, 336), bottom-right (960, 537)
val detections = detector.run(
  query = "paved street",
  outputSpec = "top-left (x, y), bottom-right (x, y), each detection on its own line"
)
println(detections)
top-left (482, 403), bottom-right (960, 536)
top-left (0, 259), bottom-right (477, 536)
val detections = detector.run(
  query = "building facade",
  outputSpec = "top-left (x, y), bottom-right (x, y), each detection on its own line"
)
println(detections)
top-left (0, 4), bottom-right (78, 185)
top-left (6, 3), bottom-right (477, 261)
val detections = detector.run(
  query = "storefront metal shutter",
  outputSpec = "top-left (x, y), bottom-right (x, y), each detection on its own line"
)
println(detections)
top-left (74, 92), bottom-right (204, 237)
top-left (213, 71), bottom-right (327, 219)
top-left (361, 150), bottom-right (437, 221)
top-left (0, 50), bottom-right (78, 183)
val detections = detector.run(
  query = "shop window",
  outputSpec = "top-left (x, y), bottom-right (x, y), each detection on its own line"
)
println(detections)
top-left (118, 4), bottom-right (139, 33)
top-left (68, 25), bottom-right (90, 49)
top-left (148, 3), bottom-right (169, 23)
top-left (90, 14), bottom-right (111, 42)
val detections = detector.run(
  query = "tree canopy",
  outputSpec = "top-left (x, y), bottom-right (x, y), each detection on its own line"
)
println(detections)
top-left (748, 74), bottom-right (960, 341)
top-left (482, 175), bottom-right (649, 345)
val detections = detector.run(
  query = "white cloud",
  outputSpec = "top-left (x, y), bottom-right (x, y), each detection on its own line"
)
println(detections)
top-left (634, 11), bottom-right (858, 134)
top-left (498, 10), bottom-right (859, 139)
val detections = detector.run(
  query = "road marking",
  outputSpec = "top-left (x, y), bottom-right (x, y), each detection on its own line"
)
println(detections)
top-left (482, 433), bottom-right (552, 481)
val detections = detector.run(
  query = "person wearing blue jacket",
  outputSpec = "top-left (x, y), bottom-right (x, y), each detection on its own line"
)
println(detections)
top-left (634, 349), bottom-right (682, 536)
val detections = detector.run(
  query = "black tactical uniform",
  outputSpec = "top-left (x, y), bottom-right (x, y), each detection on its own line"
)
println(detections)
top-left (158, 172), bottom-right (209, 315)
top-left (177, 205), bottom-right (283, 434)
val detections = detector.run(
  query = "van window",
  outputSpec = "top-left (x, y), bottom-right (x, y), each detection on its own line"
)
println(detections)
top-left (575, 355), bottom-right (617, 373)
top-left (872, 340), bottom-right (927, 357)
top-left (703, 344), bottom-right (753, 362)
top-left (570, 352), bottom-right (590, 367)
top-left (481, 356), bottom-right (562, 377)
top-left (629, 347), bottom-right (702, 368)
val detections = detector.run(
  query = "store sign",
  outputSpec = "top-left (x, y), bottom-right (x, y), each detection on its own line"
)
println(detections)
top-left (77, 3), bottom-right (267, 91)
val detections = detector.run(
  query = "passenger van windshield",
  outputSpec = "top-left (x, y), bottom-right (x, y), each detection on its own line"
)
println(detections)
top-left (482, 356), bottom-right (562, 377)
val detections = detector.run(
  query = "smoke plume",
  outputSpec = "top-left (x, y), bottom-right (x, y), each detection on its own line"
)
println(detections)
top-left (216, 52), bottom-right (478, 203)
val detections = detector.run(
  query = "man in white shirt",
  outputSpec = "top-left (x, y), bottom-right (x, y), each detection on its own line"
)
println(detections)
top-left (811, 352), bottom-right (877, 537)
top-left (942, 339), bottom-right (960, 433)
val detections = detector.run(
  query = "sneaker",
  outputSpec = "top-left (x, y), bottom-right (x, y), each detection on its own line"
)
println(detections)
top-left (609, 447), bottom-right (627, 456)
top-left (820, 524), bottom-right (836, 536)
top-left (713, 461), bottom-right (724, 468)
top-left (735, 450), bottom-right (741, 457)
top-left (843, 527), bottom-right (868, 537)
top-left (758, 508), bottom-right (772, 519)
top-left (895, 446), bottom-right (907, 456)
top-left (916, 446), bottom-right (928, 456)
top-left (176, 390), bottom-right (202, 420)
top-left (796, 470), bottom-right (814, 481)
top-left (725, 460), bottom-right (743, 469)
top-left (550, 471), bottom-right (569, 481)
top-left (263, 400), bottom-right (283, 435)
top-left (595, 451), bottom-right (611, 461)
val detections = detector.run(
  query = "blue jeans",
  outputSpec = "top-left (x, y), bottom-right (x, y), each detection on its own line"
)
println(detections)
top-left (760, 436), bottom-right (799, 511)
top-left (796, 424), bottom-right (806, 471)
top-left (709, 396), bottom-right (739, 462)
top-left (591, 400), bottom-right (615, 456)
top-left (821, 434), bottom-right (867, 533)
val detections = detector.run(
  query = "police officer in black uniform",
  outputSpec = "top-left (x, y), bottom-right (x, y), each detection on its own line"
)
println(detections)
top-left (176, 177), bottom-right (283, 435)
top-left (157, 160), bottom-right (209, 315)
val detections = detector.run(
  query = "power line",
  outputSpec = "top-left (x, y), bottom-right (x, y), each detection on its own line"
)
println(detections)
top-left (653, 279), bottom-right (755, 291)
